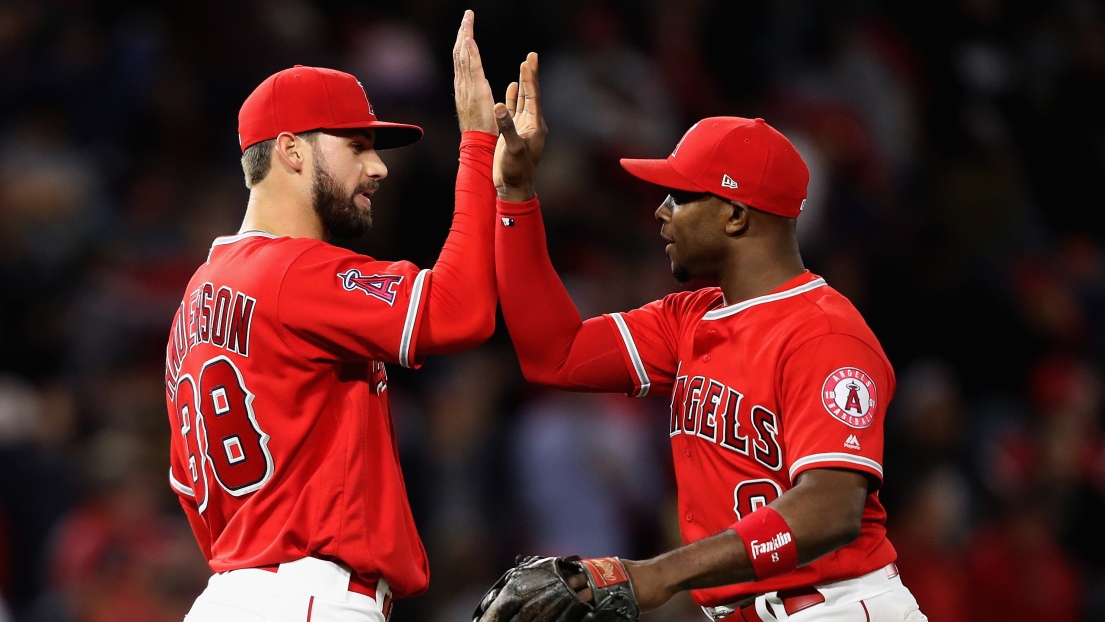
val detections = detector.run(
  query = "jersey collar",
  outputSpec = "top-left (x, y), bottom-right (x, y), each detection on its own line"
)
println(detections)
top-left (207, 231), bottom-right (278, 261)
top-left (703, 271), bottom-right (825, 321)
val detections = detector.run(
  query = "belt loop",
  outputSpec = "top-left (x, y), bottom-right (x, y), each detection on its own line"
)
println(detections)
top-left (755, 598), bottom-right (779, 622)
top-left (885, 562), bottom-right (900, 580)
top-left (377, 577), bottom-right (393, 620)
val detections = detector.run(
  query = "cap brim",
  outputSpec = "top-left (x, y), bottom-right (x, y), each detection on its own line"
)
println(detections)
top-left (619, 158), bottom-right (706, 193)
top-left (369, 122), bottom-right (424, 150)
top-left (324, 120), bottom-right (425, 150)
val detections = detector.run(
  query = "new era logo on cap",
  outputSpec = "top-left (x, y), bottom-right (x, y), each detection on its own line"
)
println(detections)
top-left (721, 174), bottom-right (739, 189)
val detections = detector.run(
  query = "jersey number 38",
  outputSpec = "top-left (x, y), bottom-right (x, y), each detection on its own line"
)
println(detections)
top-left (173, 355), bottom-right (274, 513)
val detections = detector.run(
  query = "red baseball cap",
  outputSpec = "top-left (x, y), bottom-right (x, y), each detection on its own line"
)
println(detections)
top-left (237, 65), bottom-right (423, 153)
top-left (620, 117), bottom-right (809, 218)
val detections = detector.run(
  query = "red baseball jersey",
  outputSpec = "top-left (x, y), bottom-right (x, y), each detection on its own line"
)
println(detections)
top-left (603, 270), bottom-right (897, 606)
top-left (164, 231), bottom-right (432, 599)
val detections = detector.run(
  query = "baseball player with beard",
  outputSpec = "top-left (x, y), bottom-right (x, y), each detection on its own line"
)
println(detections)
top-left (472, 56), bottom-right (928, 622)
top-left (165, 11), bottom-right (501, 622)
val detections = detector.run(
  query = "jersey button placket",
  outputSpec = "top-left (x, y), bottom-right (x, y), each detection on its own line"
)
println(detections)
top-left (702, 354), bottom-right (711, 362)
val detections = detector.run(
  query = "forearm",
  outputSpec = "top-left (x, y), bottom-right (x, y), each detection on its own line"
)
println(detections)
top-left (418, 131), bottom-right (498, 353)
top-left (626, 530), bottom-right (752, 607)
top-left (625, 469), bottom-right (868, 611)
top-left (497, 197), bottom-right (633, 391)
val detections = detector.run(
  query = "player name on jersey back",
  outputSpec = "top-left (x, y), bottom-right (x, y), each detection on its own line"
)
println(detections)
top-left (167, 282), bottom-right (257, 385)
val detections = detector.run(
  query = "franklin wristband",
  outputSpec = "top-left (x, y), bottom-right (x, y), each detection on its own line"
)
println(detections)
top-left (731, 506), bottom-right (798, 581)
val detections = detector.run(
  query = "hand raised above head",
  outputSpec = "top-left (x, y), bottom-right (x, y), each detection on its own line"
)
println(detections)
top-left (494, 52), bottom-right (548, 202)
top-left (453, 9), bottom-right (497, 135)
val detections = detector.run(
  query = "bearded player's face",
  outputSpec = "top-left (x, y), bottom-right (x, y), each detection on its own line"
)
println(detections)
top-left (311, 129), bottom-right (388, 239)
top-left (655, 190), bottom-right (732, 283)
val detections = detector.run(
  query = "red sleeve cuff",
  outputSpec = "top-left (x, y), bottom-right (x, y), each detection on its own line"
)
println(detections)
top-left (460, 130), bottom-right (498, 149)
top-left (497, 195), bottom-right (542, 216)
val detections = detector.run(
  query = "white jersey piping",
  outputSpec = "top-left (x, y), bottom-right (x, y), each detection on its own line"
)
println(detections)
top-left (789, 452), bottom-right (883, 480)
top-left (703, 278), bottom-right (827, 320)
top-left (169, 467), bottom-right (195, 497)
top-left (399, 269), bottom-right (430, 368)
top-left (207, 231), bottom-right (278, 261)
top-left (609, 313), bottom-right (651, 397)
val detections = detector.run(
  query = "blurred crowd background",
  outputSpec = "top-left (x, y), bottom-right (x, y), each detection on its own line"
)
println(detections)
top-left (1, 0), bottom-right (1104, 621)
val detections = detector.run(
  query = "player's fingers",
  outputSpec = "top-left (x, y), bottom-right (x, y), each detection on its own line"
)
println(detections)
top-left (462, 9), bottom-right (474, 40)
top-left (495, 104), bottom-right (526, 153)
top-left (452, 40), bottom-right (460, 78)
top-left (524, 52), bottom-right (542, 118)
top-left (520, 56), bottom-right (540, 118)
top-left (505, 82), bottom-right (519, 118)
top-left (463, 37), bottom-right (473, 76)
top-left (566, 573), bottom-right (587, 591)
top-left (461, 12), bottom-right (475, 77)
top-left (515, 65), bottom-right (527, 117)
top-left (465, 37), bottom-right (486, 79)
top-left (452, 11), bottom-right (467, 72)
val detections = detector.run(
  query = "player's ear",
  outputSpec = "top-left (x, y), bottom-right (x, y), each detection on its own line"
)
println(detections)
top-left (723, 200), bottom-right (750, 237)
top-left (274, 132), bottom-right (308, 174)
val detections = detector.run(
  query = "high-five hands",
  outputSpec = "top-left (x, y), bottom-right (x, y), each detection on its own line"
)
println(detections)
top-left (453, 10), bottom-right (497, 135)
top-left (494, 53), bottom-right (547, 202)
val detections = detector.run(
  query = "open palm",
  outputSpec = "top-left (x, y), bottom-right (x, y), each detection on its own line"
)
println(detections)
top-left (493, 53), bottom-right (547, 196)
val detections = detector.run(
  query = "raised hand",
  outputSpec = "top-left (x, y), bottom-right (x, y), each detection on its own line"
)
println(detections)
top-left (494, 52), bottom-right (547, 202)
top-left (453, 10), bottom-right (497, 135)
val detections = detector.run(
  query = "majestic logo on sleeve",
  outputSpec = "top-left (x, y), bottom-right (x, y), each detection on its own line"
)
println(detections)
top-left (337, 270), bottom-right (403, 306)
top-left (822, 367), bottom-right (877, 428)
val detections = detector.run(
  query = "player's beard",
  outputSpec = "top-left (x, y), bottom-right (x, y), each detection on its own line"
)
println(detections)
top-left (312, 154), bottom-right (377, 239)
top-left (672, 265), bottom-right (691, 283)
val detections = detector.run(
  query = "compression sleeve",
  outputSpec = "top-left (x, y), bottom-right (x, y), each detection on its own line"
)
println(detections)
top-left (496, 196), bottom-right (634, 392)
top-left (416, 131), bottom-right (499, 354)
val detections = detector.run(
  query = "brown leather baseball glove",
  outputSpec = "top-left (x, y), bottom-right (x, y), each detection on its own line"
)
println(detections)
top-left (472, 555), bottom-right (640, 622)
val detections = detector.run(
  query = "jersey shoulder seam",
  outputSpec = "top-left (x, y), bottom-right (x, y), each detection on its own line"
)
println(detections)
top-left (775, 295), bottom-right (891, 384)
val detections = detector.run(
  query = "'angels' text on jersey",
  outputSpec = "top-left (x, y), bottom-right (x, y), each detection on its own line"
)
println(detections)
top-left (669, 374), bottom-right (782, 472)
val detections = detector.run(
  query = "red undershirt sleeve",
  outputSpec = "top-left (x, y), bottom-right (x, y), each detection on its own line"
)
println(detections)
top-left (496, 196), bottom-right (634, 392)
top-left (416, 130), bottom-right (499, 355)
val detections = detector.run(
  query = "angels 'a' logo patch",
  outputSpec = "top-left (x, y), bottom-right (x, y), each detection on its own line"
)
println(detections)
top-left (821, 367), bottom-right (877, 428)
top-left (338, 269), bottom-right (403, 306)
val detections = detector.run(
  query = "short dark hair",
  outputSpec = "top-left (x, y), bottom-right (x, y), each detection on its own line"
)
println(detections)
top-left (241, 131), bottom-right (319, 188)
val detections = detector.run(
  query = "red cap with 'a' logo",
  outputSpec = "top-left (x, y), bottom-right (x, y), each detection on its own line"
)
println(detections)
top-left (237, 65), bottom-right (423, 153)
top-left (620, 117), bottom-right (809, 218)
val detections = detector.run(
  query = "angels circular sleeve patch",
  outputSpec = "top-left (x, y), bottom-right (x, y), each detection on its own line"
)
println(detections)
top-left (821, 367), bottom-right (877, 428)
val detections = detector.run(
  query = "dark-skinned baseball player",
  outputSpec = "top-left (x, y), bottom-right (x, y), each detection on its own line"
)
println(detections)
top-left (474, 53), bottom-right (928, 622)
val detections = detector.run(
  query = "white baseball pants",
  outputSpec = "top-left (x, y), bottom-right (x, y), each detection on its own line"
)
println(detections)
top-left (704, 564), bottom-right (928, 621)
top-left (184, 558), bottom-right (391, 622)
